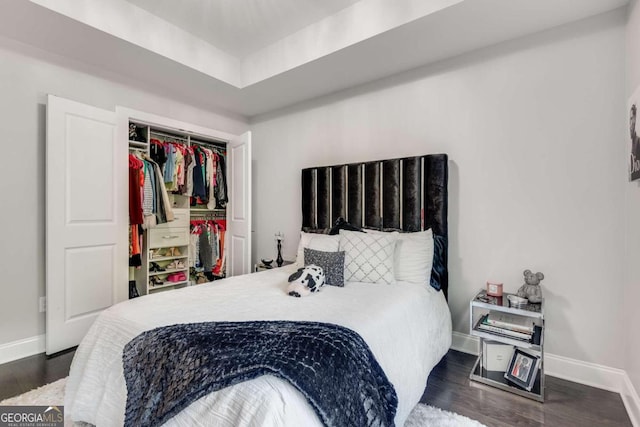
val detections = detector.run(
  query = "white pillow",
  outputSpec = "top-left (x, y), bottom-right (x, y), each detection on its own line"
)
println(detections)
top-left (367, 229), bottom-right (434, 286)
top-left (295, 232), bottom-right (340, 267)
top-left (339, 230), bottom-right (397, 284)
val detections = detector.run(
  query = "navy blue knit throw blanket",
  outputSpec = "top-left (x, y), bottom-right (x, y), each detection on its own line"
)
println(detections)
top-left (122, 321), bottom-right (398, 427)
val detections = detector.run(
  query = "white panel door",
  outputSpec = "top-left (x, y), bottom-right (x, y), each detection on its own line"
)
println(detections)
top-left (227, 132), bottom-right (252, 277)
top-left (46, 95), bottom-right (127, 355)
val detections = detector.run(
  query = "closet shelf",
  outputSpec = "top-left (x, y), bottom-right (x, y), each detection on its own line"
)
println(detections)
top-left (149, 255), bottom-right (189, 262)
top-left (129, 141), bottom-right (149, 148)
top-left (149, 268), bottom-right (189, 276)
top-left (149, 280), bottom-right (190, 290)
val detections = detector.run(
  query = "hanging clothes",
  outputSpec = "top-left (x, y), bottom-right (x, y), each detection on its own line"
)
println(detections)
top-left (192, 147), bottom-right (207, 201)
top-left (190, 219), bottom-right (225, 277)
top-left (175, 145), bottom-right (185, 188)
top-left (206, 149), bottom-right (217, 210)
top-left (182, 149), bottom-right (194, 196)
top-left (214, 153), bottom-right (228, 208)
top-left (189, 228), bottom-right (199, 268)
top-left (164, 143), bottom-right (176, 190)
top-left (146, 160), bottom-right (157, 215)
top-left (155, 159), bottom-right (175, 223)
top-left (143, 162), bottom-right (154, 216)
top-left (198, 227), bottom-right (213, 272)
top-left (212, 220), bottom-right (226, 276)
top-left (141, 157), bottom-right (174, 224)
top-left (129, 154), bottom-right (144, 225)
top-left (210, 224), bottom-right (219, 260)
top-left (142, 159), bottom-right (158, 229)
top-left (150, 139), bottom-right (167, 169)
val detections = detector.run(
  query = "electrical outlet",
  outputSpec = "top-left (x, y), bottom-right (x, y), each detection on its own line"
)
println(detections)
top-left (39, 296), bottom-right (46, 313)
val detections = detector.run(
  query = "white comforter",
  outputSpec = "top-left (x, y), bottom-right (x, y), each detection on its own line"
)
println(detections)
top-left (66, 266), bottom-right (451, 426)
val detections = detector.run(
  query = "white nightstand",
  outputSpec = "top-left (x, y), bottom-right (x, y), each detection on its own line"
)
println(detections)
top-left (469, 289), bottom-right (545, 402)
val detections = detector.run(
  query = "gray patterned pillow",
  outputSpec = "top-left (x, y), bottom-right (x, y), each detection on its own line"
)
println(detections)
top-left (304, 248), bottom-right (345, 287)
top-left (339, 230), bottom-right (397, 284)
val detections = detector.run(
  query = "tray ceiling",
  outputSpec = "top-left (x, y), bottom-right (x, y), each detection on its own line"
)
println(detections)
top-left (126, 0), bottom-right (362, 57)
top-left (0, 0), bottom-right (630, 117)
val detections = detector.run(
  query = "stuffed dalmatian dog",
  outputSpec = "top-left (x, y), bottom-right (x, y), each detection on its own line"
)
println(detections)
top-left (287, 265), bottom-right (325, 297)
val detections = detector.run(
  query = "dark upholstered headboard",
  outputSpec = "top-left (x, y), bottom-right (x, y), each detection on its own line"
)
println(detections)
top-left (301, 154), bottom-right (449, 299)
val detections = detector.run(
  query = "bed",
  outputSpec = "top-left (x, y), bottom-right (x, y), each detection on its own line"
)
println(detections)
top-left (65, 154), bottom-right (452, 427)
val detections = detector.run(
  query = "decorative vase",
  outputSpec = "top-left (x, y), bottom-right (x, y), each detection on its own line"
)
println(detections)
top-left (276, 240), bottom-right (283, 267)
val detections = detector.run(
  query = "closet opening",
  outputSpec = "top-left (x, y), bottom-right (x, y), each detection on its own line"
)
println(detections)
top-left (128, 119), bottom-right (232, 295)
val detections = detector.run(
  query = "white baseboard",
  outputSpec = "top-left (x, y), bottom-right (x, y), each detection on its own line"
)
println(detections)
top-left (622, 373), bottom-right (640, 427)
top-left (544, 353), bottom-right (626, 393)
top-left (450, 332), bottom-right (639, 426)
top-left (0, 335), bottom-right (45, 365)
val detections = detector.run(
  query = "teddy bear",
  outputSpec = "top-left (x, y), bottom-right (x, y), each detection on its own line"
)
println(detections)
top-left (516, 269), bottom-right (545, 303)
top-left (287, 265), bottom-right (325, 297)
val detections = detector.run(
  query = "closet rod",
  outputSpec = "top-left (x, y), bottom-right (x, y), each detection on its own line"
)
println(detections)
top-left (149, 130), bottom-right (189, 142)
top-left (191, 216), bottom-right (226, 222)
top-left (191, 139), bottom-right (227, 151)
top-left (190, 211), bottom-right (226, 219)
top-left (149, 131), bottom-right (227, 151)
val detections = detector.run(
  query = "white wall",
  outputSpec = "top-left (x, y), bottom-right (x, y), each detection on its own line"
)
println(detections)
top-left (625, 0), bottom-right (640, 398)
top-left (251, 10), bottom-right (627, 367)
top-left (0, 35), bottom-right (248, 346)
top-left (0, 1), bottom-right (632, 380)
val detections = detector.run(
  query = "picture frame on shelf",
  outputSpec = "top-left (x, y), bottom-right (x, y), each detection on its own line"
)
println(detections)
top-left (504, 348), bottom-right (540, 391)
top-left (486, 281), bottom-right (503, 297)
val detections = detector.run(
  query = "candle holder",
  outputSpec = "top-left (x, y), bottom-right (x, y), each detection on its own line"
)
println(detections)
top-left (275, 232), bottom-right (284, 267)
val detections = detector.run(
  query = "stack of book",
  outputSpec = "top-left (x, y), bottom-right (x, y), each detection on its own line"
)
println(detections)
top-left (477, 313), bottom-right (534, 342)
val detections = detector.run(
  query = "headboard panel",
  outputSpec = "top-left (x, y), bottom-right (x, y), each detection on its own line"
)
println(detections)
top-left (301, 168), bottom-right (315, 228)
top-left (382, 159), bottom-right (400, 230)
top-left (364, 161), bottom-right (381, 229)
top-left (402, 157), bottom-right (422, 232)
top-left (331, 165), bottom-right (347, 221)
top-left (316, 168), bottom-right (331, 229)
top-left (424, 155), bottom-right (448, 237)
top-left (301, 154), bottom-right (449, 298)
top-left (347, 164), bottom-right (362, 227)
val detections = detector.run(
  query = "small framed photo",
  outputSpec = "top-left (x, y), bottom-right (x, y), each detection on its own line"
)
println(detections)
top-left (504, 349), bottom-right (540, 391)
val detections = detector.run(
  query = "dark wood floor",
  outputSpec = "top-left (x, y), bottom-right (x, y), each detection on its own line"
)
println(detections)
top-left (0, 349), bottom-right (74, 401)
top-left (0, 349), bottom-right (632, 426)
top-left (420, 350), bottom-right (632, 426)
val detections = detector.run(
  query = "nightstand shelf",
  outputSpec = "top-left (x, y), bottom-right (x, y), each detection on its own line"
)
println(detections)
top-left (471, 325), bottom-right (542, 352)
top-left (471, 356), bottom-right (543, 400)
top-left (469, 289), bottom-right (545, 402)
top-left (470, 297), bottom-right (543, 319)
